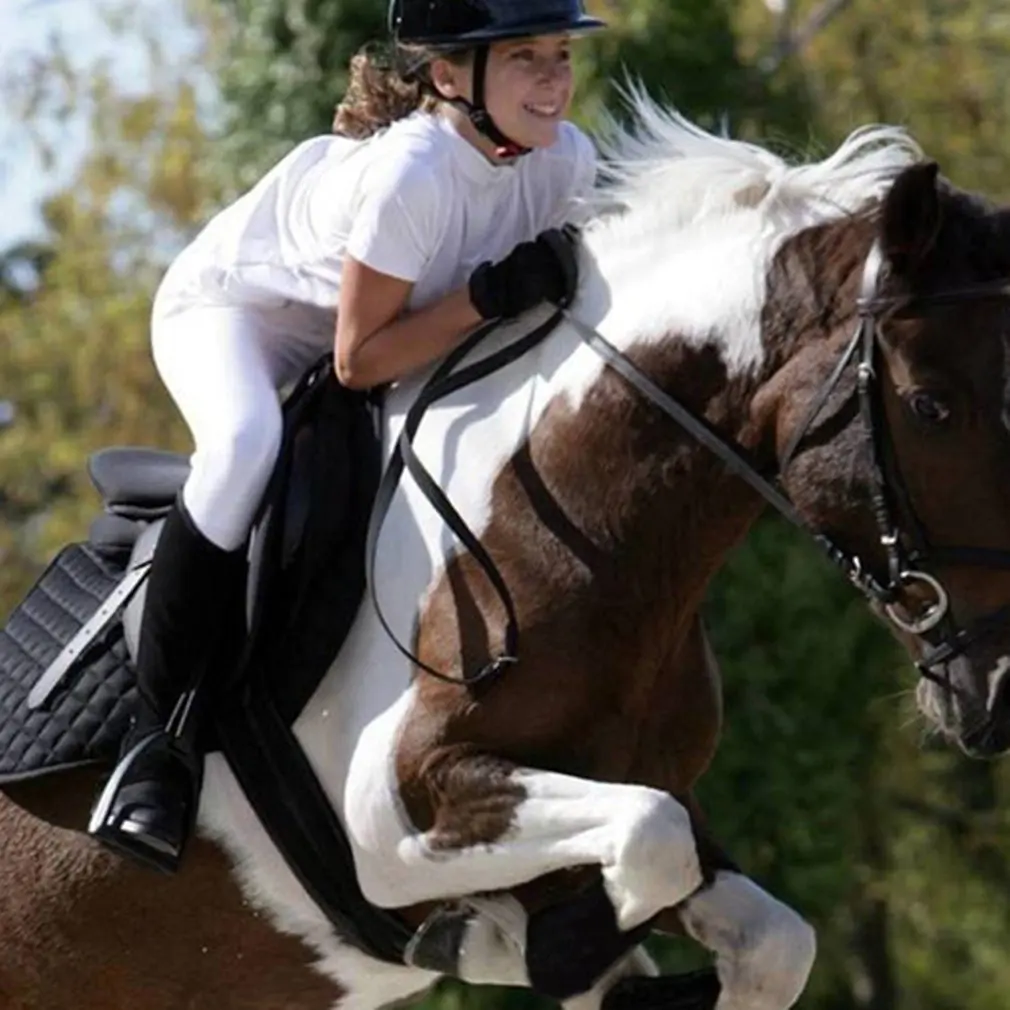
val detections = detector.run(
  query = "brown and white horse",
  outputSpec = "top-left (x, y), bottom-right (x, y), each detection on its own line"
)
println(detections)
top-left (6, 93), bottom-right (1010, 1010)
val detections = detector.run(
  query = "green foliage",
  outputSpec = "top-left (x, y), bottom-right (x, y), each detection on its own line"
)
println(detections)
top-left (199, 0), bottom-right (385, 190)
top-left (0, 18), bottom-right (210, 592)
top-left (574, 0), bottom-right (748, 128)
top-left (788, 0), bottom-right (1010, 198)
top-left (699, 517), bottom-right (906, 1003)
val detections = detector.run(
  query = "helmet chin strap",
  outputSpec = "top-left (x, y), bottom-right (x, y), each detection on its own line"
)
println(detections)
top-left (447, 45), bottom-right (531, 160)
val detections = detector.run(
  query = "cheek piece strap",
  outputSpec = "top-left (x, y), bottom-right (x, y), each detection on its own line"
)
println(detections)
top-left (447, 44), bottom-right (531, 160)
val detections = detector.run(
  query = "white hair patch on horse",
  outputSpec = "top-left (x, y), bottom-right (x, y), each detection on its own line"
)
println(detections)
top-left (551, 87), bottom-right (923, 414)
top-left (679, 870), bottom-right (817, 1010)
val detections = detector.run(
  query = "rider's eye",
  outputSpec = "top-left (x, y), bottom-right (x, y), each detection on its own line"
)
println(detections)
top-left (908, 391), bottom-right (951, 426)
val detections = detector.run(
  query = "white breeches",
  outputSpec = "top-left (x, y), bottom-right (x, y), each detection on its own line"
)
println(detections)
top-left (152, 305), bottom-right (327, 551)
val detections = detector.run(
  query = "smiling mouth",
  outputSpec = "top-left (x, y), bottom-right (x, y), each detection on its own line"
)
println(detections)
top-left (524, 102), bottom-right (562, 119)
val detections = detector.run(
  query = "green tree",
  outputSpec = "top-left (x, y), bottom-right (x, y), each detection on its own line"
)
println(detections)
top-left (737, 0), bottom-right (1010, 194)
top-left (200, 0), bottom-right (385, 191)
top-left (0, 12), bottom-right (215, 604)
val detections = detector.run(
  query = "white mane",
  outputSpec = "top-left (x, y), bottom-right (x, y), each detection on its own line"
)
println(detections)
top-left (584, 84), bottom-right (924, 240)
top-left (547, 88), bottom-right (928, 396)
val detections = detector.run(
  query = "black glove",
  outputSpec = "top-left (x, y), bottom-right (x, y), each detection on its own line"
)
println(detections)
top-left (468, 227), bottom-right (580, 320)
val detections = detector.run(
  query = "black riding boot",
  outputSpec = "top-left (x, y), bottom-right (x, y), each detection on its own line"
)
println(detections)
top-left (88, 500), bottom-right (246, 874)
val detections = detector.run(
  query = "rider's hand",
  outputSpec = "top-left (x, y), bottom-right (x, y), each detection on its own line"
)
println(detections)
top-left (468, 228), bottom-right (580, 320)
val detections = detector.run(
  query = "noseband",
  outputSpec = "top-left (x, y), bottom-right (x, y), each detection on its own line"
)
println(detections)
top-left (367, 240), bottom-right (1010, 691)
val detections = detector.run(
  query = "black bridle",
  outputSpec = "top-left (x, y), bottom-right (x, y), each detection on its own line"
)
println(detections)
top-left (367, 242), bottom-right (1010, 691)
top-left (778, 242), bottom-right (1010, 686)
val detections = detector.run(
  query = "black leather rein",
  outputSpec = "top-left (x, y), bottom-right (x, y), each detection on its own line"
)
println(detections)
top-left (367, 244), bottom-right (1010, 690)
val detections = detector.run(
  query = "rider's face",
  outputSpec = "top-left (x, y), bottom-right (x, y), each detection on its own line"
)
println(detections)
top-left (432, 34), bottom-right (574, 151)
top-left (482, 35), bottom-right (574, 149)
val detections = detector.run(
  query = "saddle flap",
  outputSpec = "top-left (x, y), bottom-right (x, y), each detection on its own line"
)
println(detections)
top-left (235, 359), bottom-right (382, 725)
top-left (0, 542), bottom-right (137, 785)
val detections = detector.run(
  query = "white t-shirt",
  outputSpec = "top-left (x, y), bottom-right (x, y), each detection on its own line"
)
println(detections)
top-left (153, 111), bottom-right (596, 345)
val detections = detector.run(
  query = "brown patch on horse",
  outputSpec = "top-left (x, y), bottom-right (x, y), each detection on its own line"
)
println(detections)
top-left (398, 745), bottom-right (523, 847)
top-left (396, 614), bottom-right (727, 919)
top-left (3, 767), bottom-right (107, 832)
top-left (0, 789), bottom-right (342, 1010)
top-left (396, 336), bottom-right (759, 872)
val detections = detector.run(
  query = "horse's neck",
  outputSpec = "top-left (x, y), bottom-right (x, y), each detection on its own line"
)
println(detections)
top-left (364, 283), bottom-right (770, 793)
top-left (523, 219), bottom-right (791, 621)
top-left (530, 332), bottom-right (768, 629)
top-left (379, 206), bottom-right (869, 672)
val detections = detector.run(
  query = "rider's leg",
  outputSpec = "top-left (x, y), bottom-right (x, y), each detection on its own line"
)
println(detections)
top-left (90, 305), bottom-right (323, 873)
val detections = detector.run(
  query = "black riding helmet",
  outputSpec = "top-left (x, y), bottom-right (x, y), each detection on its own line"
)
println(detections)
top-left (388, 0), bottom-right (606, 157)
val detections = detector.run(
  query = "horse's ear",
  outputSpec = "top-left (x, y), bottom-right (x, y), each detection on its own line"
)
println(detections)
top-left (881, 162), bottom-right (941, 274)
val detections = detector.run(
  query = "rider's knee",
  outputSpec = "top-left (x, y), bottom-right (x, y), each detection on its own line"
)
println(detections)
top-left (197, 401), bottom-right (284, 491)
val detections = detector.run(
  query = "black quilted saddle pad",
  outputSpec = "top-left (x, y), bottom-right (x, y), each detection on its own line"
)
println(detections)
top-left (0, 542), bottom-right (136, 783)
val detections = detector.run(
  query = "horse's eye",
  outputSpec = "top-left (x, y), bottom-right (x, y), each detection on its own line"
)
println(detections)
top-left (908, 391), bottom-right (951, 425)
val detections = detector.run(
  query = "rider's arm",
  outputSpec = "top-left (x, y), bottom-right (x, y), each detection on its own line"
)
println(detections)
top-left (334, 258), bottom-right (481, 390)
top-left (333, 155), bottom-right (483, 390)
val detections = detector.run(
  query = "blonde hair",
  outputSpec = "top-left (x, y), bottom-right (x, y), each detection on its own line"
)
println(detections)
top-left (333, 43), bottom-right (471, 140)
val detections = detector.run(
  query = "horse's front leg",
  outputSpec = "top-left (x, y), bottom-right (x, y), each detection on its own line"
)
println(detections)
top-left (350, 754), bottom-right (703, 925)
top-left (656, 870), bottom-right (817, 1010)
top-left (345, 745), bottom-right (704, 974)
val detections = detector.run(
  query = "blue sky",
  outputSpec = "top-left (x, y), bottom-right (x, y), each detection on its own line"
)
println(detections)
top-left (0, 0), bottom-right (198, 247)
